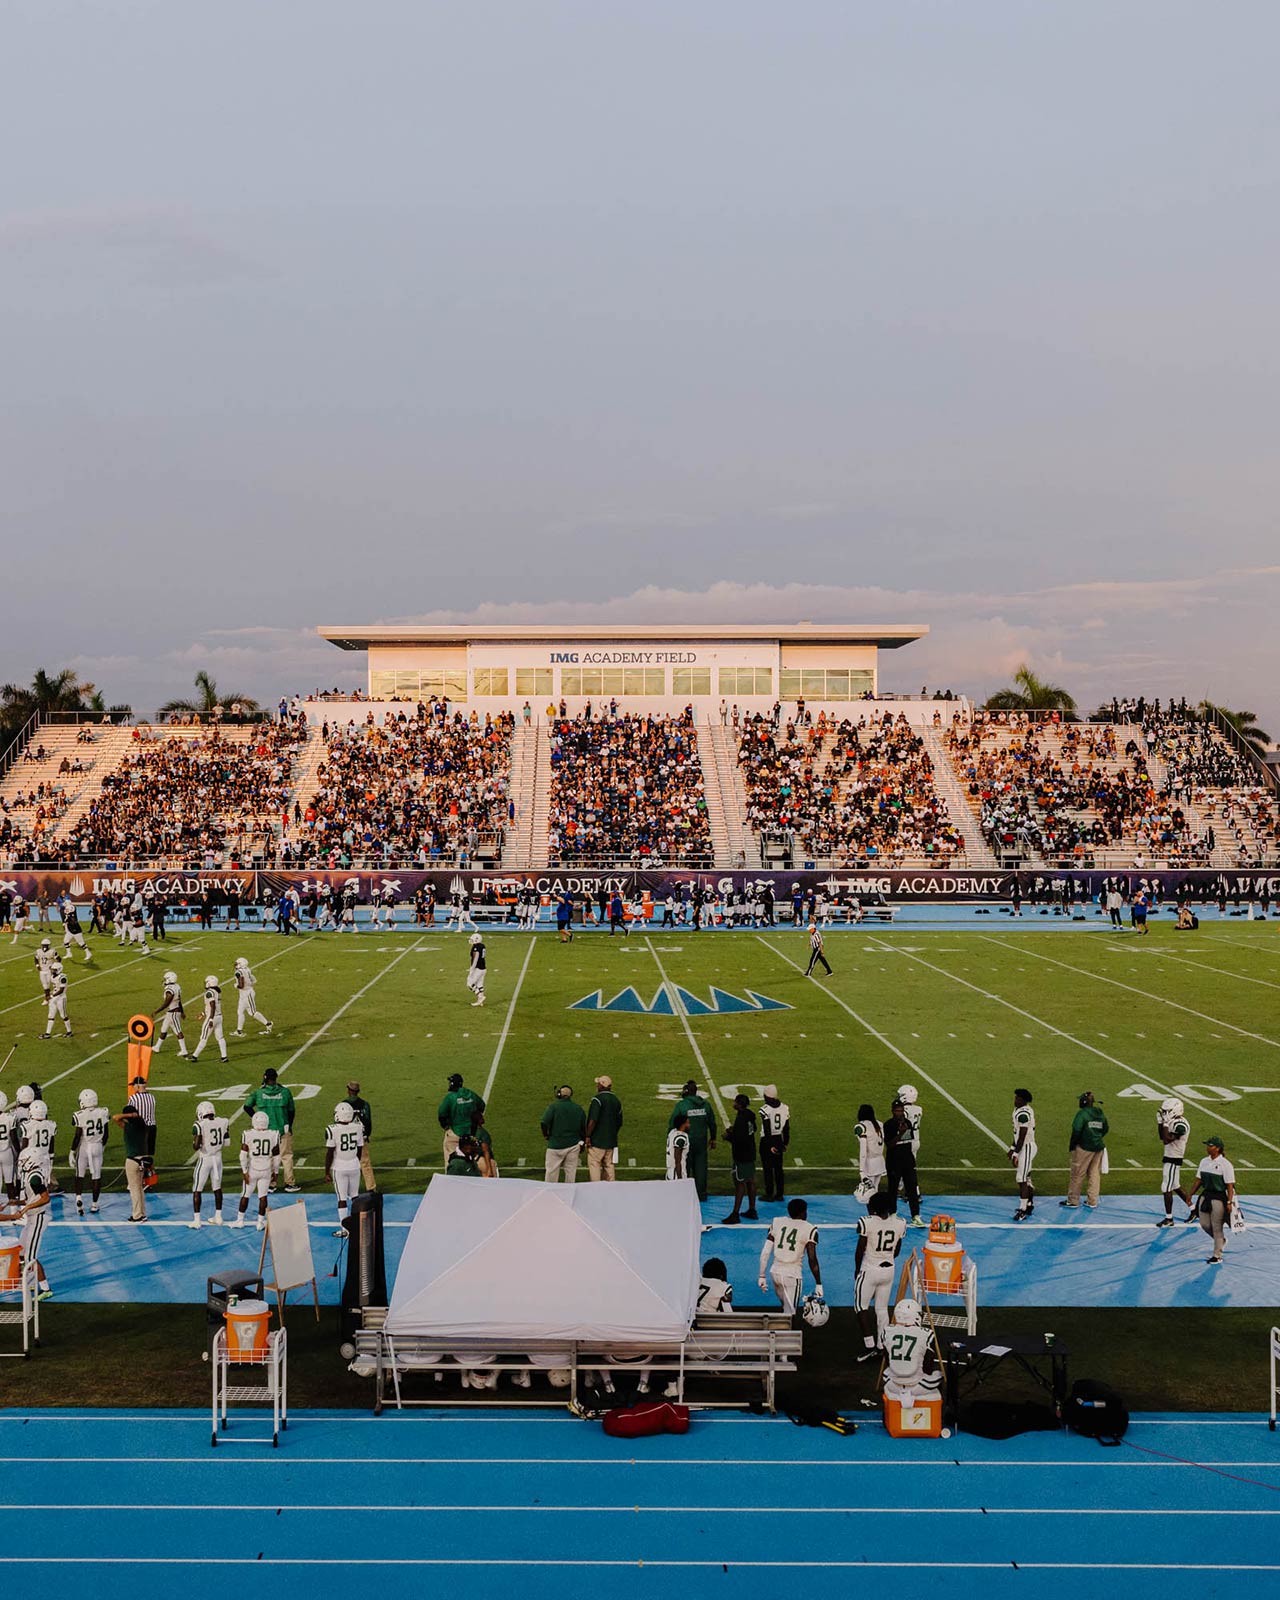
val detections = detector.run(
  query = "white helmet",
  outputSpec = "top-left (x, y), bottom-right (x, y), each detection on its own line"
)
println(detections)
top-left (16, 1148), bottom-right (40, 1178)
top-left (893, 1297), bottom-right (923, 1327)
top-left (251, 1111), bottom-right (270, 1131)
top-left (334, 1101), bottom-right (355, 1124)
top-left (469, 932), bottom-right (482, 946)
top-left (1161, 1097), bottom-right (1184, 1118)
top-left (196, 1100), bottom-right (216, 1119)
top-left (235, 956), bottom-right (248, 970)
top-left (801, 1294), bottom-right (830, 1328)
top-left (163, 970), bottom-right (178, 986)
top-left (15, 1086), bottom-right (34, 1106)
top-left (897, 1084), bottom-right (919, 1105)
top-left (29, 1101), bottom-right (47, 1122)
top-left (39, 938), bottom-right (50, 951)
top-left (0, 1091), bottom-right (7, 1113)
top-left (205, 974), bottom-right (220, 989)
top-left (78, 1088), bottom-right (98, 1110)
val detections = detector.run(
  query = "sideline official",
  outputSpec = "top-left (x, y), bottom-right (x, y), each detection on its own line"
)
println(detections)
top-left (1063, 1090), bottom-right (1108, 1209)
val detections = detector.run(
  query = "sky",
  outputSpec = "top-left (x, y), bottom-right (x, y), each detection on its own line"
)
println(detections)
top-left (2, 1), bottom-right (1277, 731)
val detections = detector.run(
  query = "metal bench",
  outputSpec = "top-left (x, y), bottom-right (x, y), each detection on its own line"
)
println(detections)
top-left (349, 1308), bottom-right (801, 1413)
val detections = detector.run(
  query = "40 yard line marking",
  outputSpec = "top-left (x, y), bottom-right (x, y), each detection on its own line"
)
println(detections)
top-left (482, 936), bottom-right (536, 1105)
top-left (757, 937), bottom-right (1004, 1150)
top-left (644, 938), bottom-right (727, 1125)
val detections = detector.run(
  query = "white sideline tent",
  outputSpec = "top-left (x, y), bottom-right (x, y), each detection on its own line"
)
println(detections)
top-left (384, 1177), bottom-right (701, 1343)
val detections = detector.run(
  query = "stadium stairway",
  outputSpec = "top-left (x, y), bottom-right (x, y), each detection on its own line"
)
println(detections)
top-left (920, 726), bottom-right (999, 868)
top-left (12, 724), bottom-right (137, 849)
top-left (282, 721), bottom-right (329, 825)
top-left (702, 724), bottom-right (753, 869)
top-left (507, 723), bottom-right (549, 869)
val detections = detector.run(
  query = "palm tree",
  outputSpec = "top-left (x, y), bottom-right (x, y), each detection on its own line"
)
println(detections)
top-left (0, 667), bottom-right (102, 745)
top-left (156, 670), bottom-right (260, 721)
top-left (985, 666), bottom-right (1077, 717)
top-left (1199, 702), bottom-right (1273, 759)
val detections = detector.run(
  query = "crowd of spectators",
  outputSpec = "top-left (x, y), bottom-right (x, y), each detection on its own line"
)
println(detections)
top-left (291, 705), bottom-right (513, 869)
top-left (546, 709), bottom-right (711, 866)
top-left (737, 710), bottom-right (963, 865)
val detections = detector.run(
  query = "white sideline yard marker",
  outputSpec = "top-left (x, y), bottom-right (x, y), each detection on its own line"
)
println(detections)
top-left (876, 938), bottom-right (1280, 1159)
top-left (757, 937), bottom-right (1004, 1150)
top-left (645, 938), bottom-right (728, 1125)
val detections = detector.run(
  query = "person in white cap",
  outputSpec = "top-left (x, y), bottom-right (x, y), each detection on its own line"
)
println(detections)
top-left (585, 1076), bottom-right (623, 1181)
top-left (759, 1085), bottom-right (790, 1203)
top-left (466, 933), bottom-right (487, 1007)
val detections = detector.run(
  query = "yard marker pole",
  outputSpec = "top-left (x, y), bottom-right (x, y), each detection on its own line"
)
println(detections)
top-left (482, 936), bottom-right (536, 1105)
top-left (645, 938), bottom-right (728, 1126)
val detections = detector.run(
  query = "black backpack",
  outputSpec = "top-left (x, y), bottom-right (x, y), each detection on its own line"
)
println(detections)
top-left (1066, 1378), bottom-right (1129, 1443)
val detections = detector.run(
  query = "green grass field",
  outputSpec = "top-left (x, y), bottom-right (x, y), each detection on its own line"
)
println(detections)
top-left (4, 917), bottom-right (1279, 1199)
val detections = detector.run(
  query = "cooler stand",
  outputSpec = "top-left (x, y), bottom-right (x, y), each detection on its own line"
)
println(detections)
top-left (0, 1256), bottom-right (40, 1358)
top-left (211, 1326), bottom-right (288, 1447)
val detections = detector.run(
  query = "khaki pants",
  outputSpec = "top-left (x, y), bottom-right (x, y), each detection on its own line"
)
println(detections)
top-left (545, 1146), bottom-right (580, 1183)
top-left (359, 1143), bottom-right (376, 1190)
top-left (279, 1128), bottom-right (296, 1187)
top-left (125, 1158), bottom-right (147, 1221)
top-left (442, 1130), bottom-right (460, 1168)
top-left (1198, 1197), bottom-right (1227, 1257)
top-left (587, 1146), bottom-right (616, 1182)
top-left (1067, 1147), bottom-right (1104, 1206)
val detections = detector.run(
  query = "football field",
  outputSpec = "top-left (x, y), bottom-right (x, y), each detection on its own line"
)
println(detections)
top-left (5, 915), bottom-right (1280, 1199)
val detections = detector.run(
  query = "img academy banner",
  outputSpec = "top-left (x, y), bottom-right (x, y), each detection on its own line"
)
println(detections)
top-left (0, 868), bottom-right (259, 902)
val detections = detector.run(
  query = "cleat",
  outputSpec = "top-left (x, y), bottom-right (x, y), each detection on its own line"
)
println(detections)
top-left (1185, 1211), bottom-right (1200, 1223)
top-left (229, 1217), bottom-right (245, 1229)
top-left (332, 1228), bottom-right (346, 1238)
top-left (38, 1289), bottom-right (53, 1302)
top-left (230, 1031), bottom-right (245, 1038)
top-left (90, 1203), bottom-right (99, 1213)
top-left (255, 1218), bottom-right (265, 1231)
top-left (1206, 1255), bottom-right (1223, 1264)
top-left (188, 1219), bottom-right (202, 1230)
top-left (284, 1184), bottom-right (301, 1193)
top-left (212, 1214), bottom-right (222, 1225)
top-left (909, 1215), bottom-right (927, 1228)
top-left (1156, 1217), bottom-right (1175, 1228)
top-left (720, 1214), bottom-right (741, 1225)
top-left (1059, 1200), bottom-right (1079, 1208)
top-left (1012, 1208), bottom-right (1029, 1222)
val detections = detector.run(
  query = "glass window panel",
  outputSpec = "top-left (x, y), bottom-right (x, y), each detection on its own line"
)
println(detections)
top-left (515, 668), bottom-right (552, 696)
top-left (601, 669), bottom-right (625, 695)
top-left (444, 672), bottom-right (467, 699)
top-left (560, 668), bottom-right (581, 696)
top-left (802, 670), bottom-right (825, 698)
top-left (394, 671), bottom-right (421, 695)
top-left (753, 668), bottom-right (772, 695)
top-left (825, 671), bottom-right (850, 698)
top-left (849, 671), bottom-right (874, 698)
top-left (472, 669), bottom-right (489, 696)
top-left (645, 668), bottom-right (666, 694)
top-left (718, 669), bottom-right (738, 695)
top-left (581, 669), bottom-right (603, 696)
top-left (474, 668), bottom-right (508, 696)
top-left (779, 670), bottom-right (802, 698)
top-left (369, 671), bottom-right (396, 699)
top-left (623, 668), bottom-right (645, 695)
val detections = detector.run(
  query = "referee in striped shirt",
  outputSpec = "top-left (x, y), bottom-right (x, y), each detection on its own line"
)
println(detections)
top-left (128, 1076), bottom-right (157, 1159)
top-left (804, 919), bottom-right (832, 977)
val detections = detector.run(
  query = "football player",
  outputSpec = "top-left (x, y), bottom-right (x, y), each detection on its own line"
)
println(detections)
top-left (20, 1100), bottom-right (56, 1187)
top-left (696, 1257), bottom-right (734, 1315)
top-left (666, 1112), bottom-right (691, 1180)
top-left (854, 1191), bottom-right (906, 1358)
top-left (231, 1111), bottom-right (279, 1229)
top-left (758, 1198), bottom-right (823, 1315)
top-left (0, 1092), bottom-right (17, 1201)
top-left (33, 938), bottom-right (55, 999)
top-left (152, 969), bottom-right (188, 1057)
top-left (882, 1298), bottom-right (941, 1402)
top-left (231, 956), bottom-right (273, 1038)
top-left (1009, 1088), bottom-right (1037, 1221)
top-left (324, 1101), bottom-right (364, 1235)
top-left (853, 1103), bottom-right (885, 1204)
top-left (191, 975), bottom-right (228, 1063)
top-left (189, 1099), bottom-right (230, 1228)
top-left (339, 882), bottom-right (359, 933)
top-left (0, 1149), bottom-right (53, 1300)
top-left (316, 883), bottom-right (336, 931)
top-left (61, 897), bottom-right (92, 963)
top-left (127, 894), bottom-right (151, 953)
top-left (41, 958), bottom-right (72, 1039)
top-left (70, 1088), bottom-right (109, 1215)
top-left (759, 1084), bottom-right (790, 1203)
top-left (466, 932), bottom-right (487, 1007)
top-left (1156, 1096), bottom-right (1193, 1227)
top-left (10, 892), bottom-right (29, 943)
top-left (897, 1084), bottom-right (923, 1157)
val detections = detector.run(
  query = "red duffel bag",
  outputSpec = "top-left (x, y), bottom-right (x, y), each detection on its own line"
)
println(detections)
top-left (602, 1401), bottom-right (691, 1438)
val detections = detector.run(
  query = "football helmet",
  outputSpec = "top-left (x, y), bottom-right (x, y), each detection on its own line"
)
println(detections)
top-left (29, 1101), bottom-right (47, 1122)
top-left (854, 1176), bottom-right (878, 1203)
top-left (469, 933), bottom-right (483, 946)
top-left (893, 1297), bottom-right (923, 1327)
top-left (15, 1086), bottom-right (34, 1106)
top-left (205, 975), bottom-right (220, 989)
top-left (78, 1088), bottom-right (98, 1110)
top-left (334, 1101), bottom-right (355, 1124)
top-left (0, 1092), bottom-right (7, 1112)
top-left (39, 938), bottom-right (50, 951)
top-left (163, 970), bottom-right (178, 986)
top-left (897, 1084), bottom-right (919, 1105)
top-left (196, 1101), bottom-right (216, 1119)
top-left (1160, 1097), bottom-right (1184, 1118)
top-left (235, 956), bottom-right (249, 970)
top-left (251, 1111), bottom-right (270, 1131)
top-left (801, 1294), bottom-right (830, 1328)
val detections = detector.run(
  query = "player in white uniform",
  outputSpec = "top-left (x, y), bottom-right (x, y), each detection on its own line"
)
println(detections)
top-left (61, 899), bottom-right (92, 962)
top-left (112, 896), bottom-right (127, 944)
top-left (340, 885), bottom-right (359, 933)
top-left (882, 1298), bottom-right (941, 1402)
top-left (231, 957), bottom-right (273, 1037)
top-left (324, 1101), bottom-right (365, 1236)
top-left (696, 1257), bottom-right (734, 1315)
top-left (0, 1093), bottom-right (16, 1201)
top-left (666, 1114), bottom-right (691, 1179)
top-left (1156, 1096), bottom-right (1193, 1226)
top-left (0, 1150), bottom-right (53, 1299)
top-left (191, 976), bottom-right (228, 1063)
top-left (70, 1088), bottom-right (109, 1215)
top-left (152, 970), bottom-right (188, 1056)
top-left (854, 1192), bottom-right (906, 1357)
top-left (127, 895), bottom-right (151, 953)
top-left (758, 1198), bottom-right (823, 1315)
top-left (21, 1101), bottom-right (56, 1187)
top-left (41, 959), bottom-right (72, 1038)
top-left (10, 894), bottom-right (29, 942)
top-left (189, 1100), bottom-right (230, 1228)
top-left (853, 1104), bottom-right (886, 1203)
top-left (316, 884), bottom-right (336, 931)
top-left (34, 938), bottom-right (55, 998)
top-left (1009, 1088), bottom-right (1037, 1220)
top-left (231, 1111), bottom-right (280, 1229)
top-left (466, 933), bottom-right (487, 1007)
top-left (897, 1084), bottom-right (923, 1157)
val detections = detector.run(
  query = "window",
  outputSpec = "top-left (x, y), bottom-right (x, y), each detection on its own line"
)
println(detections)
top-left (779, 670), bottom-right (801, 700)
top-left (473, 668), bottom-right (509, 697)
top-left (516, 668), bottom-right (553, 697)
top-left (370, 671), bottom-right (395, 699)
top-left (673, 668), bottom-right (712, 696)
top-left (601, 669), bottom-right (626, 696)
top-left (778, 669), bottom-right (876, 701)
top-left (368, 669), bottom-right (467, 701)
top-left (644, 668), bottom-right (665, 694)
top-left (717, 668), bottom-right (772, 696)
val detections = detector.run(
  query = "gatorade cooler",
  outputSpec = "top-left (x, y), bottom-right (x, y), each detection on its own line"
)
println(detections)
top-left (883, 1389), bottom-right (944, 1438)
top-left (0, 1241), bottom-right (21, 1289)
top-left (224, 1299), bottom-right (272, 1362)
top-left (923, 1214), bottom-right (964, 1294)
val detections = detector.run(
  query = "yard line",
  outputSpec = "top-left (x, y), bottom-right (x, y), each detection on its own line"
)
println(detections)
top-left (39, 1034), bottom-right (126, 1089)
top-left (981, 936), bottom-right (1280, 1051)
top-left (1154, 949), bottom-right (1280, 993)
top-left (869, 939), bottom-right (1280, 1159)
top-left (644, 938), bottom-right (727, 1126)
top-left (482, 937), bottom-right (536, 1104)
top-left (757, 937), bottom-right (1004, 1150)
top-left (274, 938), bottom-right (425, 1082)
top-left (0, 939), bottom-right (210, 1020)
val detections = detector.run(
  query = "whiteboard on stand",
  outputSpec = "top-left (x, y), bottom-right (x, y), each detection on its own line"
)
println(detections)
top-left (258, 1199), bottom-right (319, 1319)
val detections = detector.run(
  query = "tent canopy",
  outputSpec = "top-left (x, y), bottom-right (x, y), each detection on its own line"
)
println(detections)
top-left (384, 1177), bottom-right (701, 1343)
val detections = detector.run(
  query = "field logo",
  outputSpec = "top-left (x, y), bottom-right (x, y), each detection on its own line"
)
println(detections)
top-left (570, 984), bottom-right (791, 1016)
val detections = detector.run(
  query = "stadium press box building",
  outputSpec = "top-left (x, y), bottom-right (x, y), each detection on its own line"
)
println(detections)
top-left (317, 623), bottom-right (929, 718)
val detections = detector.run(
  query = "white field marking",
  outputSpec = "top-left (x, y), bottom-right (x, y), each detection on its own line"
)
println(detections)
top-left (0, 1453), bottom-right (1276, 1467)
top-left (39, 1035), bottom-right (125, 1089)
top-left (0, 939), bottom-right (210, 1019)
top-left (982, 936), bottom-right (1280, 1052)
top-left (870, 938), bottom-right (1280, 1160)
top-left (0, 1560), bottom-right (1277, 1573)
top-left (644, 938), bottom-right (727, 1126)
top-left (482, 937), bottom-right (536, 1105)
top-left (1155, 950), bottom-right (1280, 993)
top-left (758, 937), bottom-right (1004, 1150)
top-left (4, 1504), bottom-right (1280, 1517)
top-left (270, 938), bottom-right (424, 1082)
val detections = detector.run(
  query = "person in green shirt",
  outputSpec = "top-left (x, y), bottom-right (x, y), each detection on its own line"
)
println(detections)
top-left (1063, 1090), bottom-right (1109, 1209)
top-left (344, 1078), bottom-right (375, 1191)
top-left (668, 1079), bottom-right (717, 1201)
top-left (112, 1100), bottom-right (151, 1222)
top-left (446, 1134), bottom-right (484, 1177)
top-left (474, 1118), bottom-right (498, 1177)
top-left (586, 1074), bottom-right (623, 1181)
top-left (541, 1085), bottom-right (587, 1183)
top-left (243, 1069), bottom-right (299, 1192)
top-left (437, 1072), bottom-right (485, 1168)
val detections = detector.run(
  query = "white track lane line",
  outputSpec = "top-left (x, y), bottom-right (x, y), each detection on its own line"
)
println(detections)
top-left (482, 937), bottom-right (536, 1105)
top-left (758, 936), bottom-right (1005, 1149)
top-left (871, 938), bottom-right (1280, 1158)
top-left (0, 1502), bottom-right (1276, 1516)
top-left (0, 1452), bottom-right (1274, 1467)
top-left (982, 935), bottom-right (1280, 1051)
top-left (645, 937), bottom-right (728, 1125)
top-left (0, 1559), bottom-right (1276, 1572)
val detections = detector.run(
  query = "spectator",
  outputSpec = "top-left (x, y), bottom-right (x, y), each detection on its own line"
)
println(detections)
top-left (1063, 1090), bottom-right (1109, 1209)
top-left (541, 1085), bottom-right (586, 1184)
top-left (585, 1075), bottom-right (623, 1181)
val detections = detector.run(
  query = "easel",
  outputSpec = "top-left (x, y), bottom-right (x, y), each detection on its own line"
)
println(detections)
top-left (257, 1199), bottom-right (319, 1320)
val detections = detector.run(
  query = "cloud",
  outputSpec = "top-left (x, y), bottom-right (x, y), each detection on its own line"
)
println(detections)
top-left (0, 207), bottom-right (262, 289)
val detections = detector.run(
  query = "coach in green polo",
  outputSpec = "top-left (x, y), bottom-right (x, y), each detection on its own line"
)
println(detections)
top-left (541, 1085), bottom-right (587, 1184)
top-left (668, 1080), bottom-right (717, 1201)
top-left (1063, 1089), bottom-right (1108, 1210)
top-left (585, 1074), bottom-right (624, 1181)
top-left (243, 1069), bottom-right (299, 1192)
